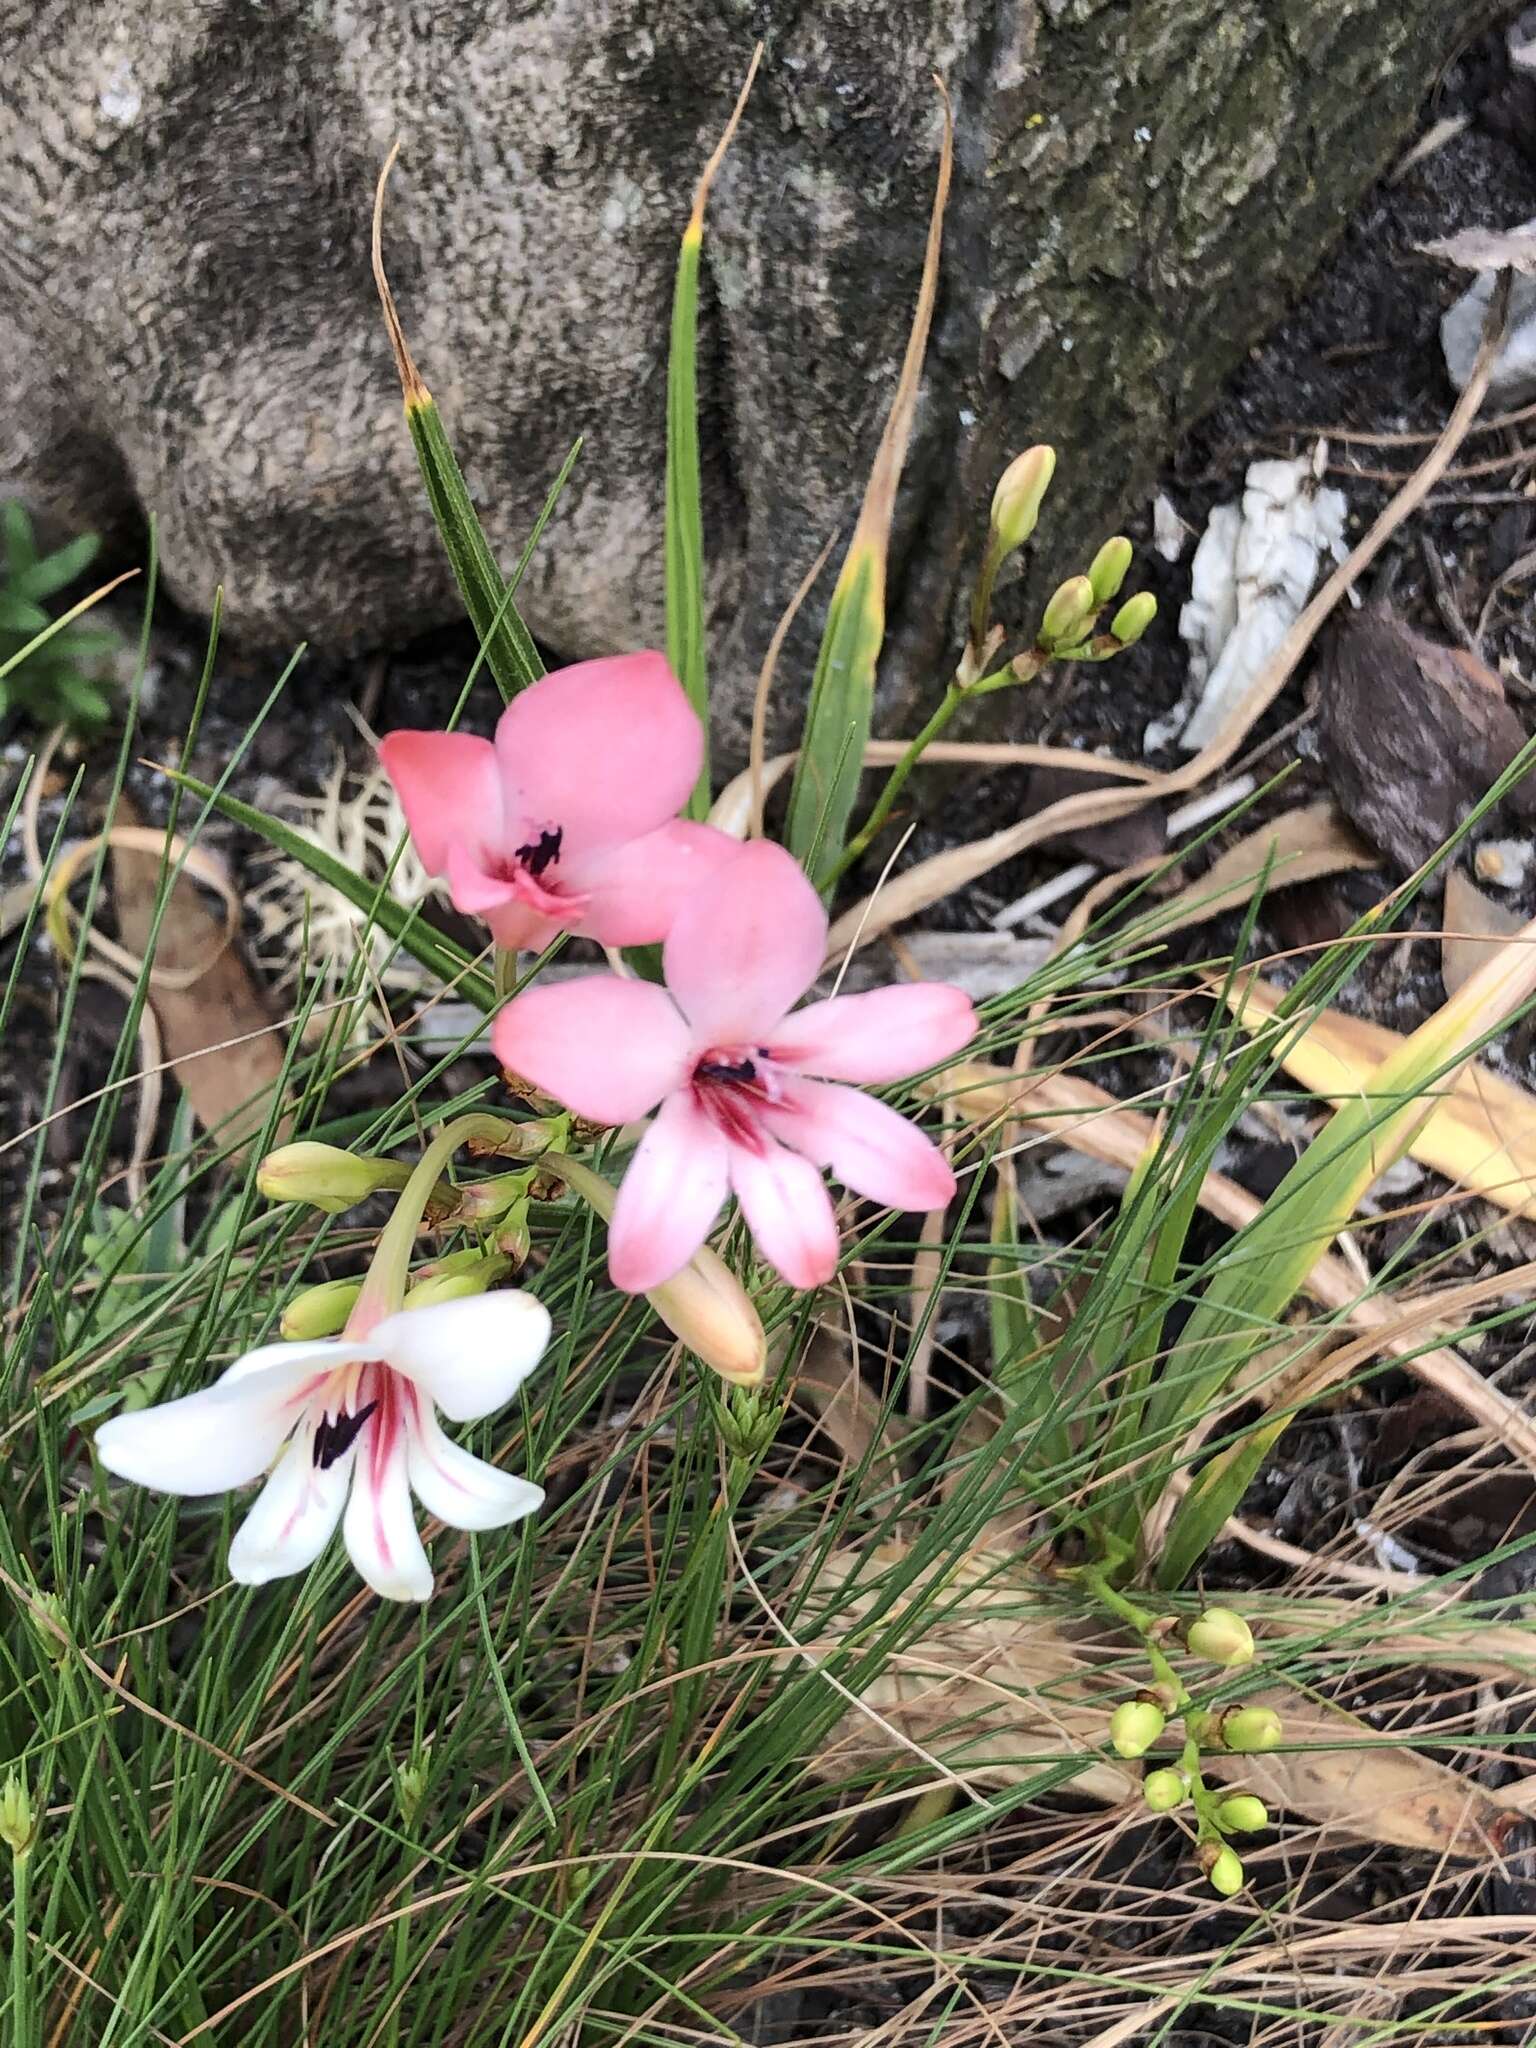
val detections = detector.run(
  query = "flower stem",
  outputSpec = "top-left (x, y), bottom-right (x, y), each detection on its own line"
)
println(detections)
top-left (348, 1113), bottom-right (547, 1328)
top-left (11, 1849), bottom-right (33, 2048)
top-left (822, 656), bottom-right (1037, 888)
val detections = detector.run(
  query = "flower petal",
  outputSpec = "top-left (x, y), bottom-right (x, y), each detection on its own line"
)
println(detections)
top-left (568, 821), bottom-right (737, 948)
top-left (663, 840), bottom-right (827, 1044)
top-left (344, 1415), bottom-right (433, 1602)
top-left (495, 652), bottom-right (702, 855)
top-left (766, 1078), bottom-right (956, 1212)
top-left (94, 1364), bottom-right (306, 1496)
top-left (373, 1293), bottom-right (551, 1424)
top-left (227, 1431), bottom-right (351, 1585)
top-left (768, 983), bottom-right (977, 1083)
top-left (608, 1090), bottom-right (730, 1291)
top-left (727, 1139), bottom-right (840, 1289)
top-left (219, 1338), bottom-right (371, 1391)
top-left (444, 841), bottom-right (520, 917)
top-left (378, 730), bottom-right (504, 875)
top-left (406, 1400), bottom-right (544, 1532)
top-left (492, 975), bottom-right (691, 1125)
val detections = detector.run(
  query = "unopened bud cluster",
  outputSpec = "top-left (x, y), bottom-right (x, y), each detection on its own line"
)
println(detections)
top-left (1102, 1602), bottom-right (1276, 1897)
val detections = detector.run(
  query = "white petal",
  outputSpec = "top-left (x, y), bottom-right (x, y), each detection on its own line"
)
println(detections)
top-left (343, 1429), bottom-right (433, 1602)
top-left (219, 1337), bottom-right (372, 1390)
top-left (373, 1293), bottom-right (551, 1424)
top-left (227, 1430), bottom-right (351, 1585)
top-left (95, 1364), bottom-right (302, 1496)
top-left (407, 1405), bottom-right (544, 1533)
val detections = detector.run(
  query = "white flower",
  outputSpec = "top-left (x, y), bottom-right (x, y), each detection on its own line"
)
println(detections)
top-left (94, 1293), bottom-right (551, 1602)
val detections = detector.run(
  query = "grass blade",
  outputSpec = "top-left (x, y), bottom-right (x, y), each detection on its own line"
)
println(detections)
top-left (372, 145), bottom-right (543, 702)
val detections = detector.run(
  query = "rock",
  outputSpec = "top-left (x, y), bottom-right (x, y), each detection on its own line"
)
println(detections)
top-left (0, 0), bottom-right (1473, 755)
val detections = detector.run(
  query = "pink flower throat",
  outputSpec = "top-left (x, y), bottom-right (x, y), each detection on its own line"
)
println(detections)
top-left (691, 1045), bottom-right (788, 1152)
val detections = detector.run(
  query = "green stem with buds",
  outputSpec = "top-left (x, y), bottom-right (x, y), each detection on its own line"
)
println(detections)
top-left (825, 657), bottom-right (1029, 887)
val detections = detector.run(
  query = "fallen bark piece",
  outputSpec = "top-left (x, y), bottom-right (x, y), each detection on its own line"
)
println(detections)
top-left (110, 811), bottom-right (289, 1151)
top-left (1318, 609), bottom-right (1536, 869)
top-left (1421, 221), bottom-right (1536, 273)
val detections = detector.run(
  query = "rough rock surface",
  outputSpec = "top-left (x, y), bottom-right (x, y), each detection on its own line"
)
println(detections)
top-left (0, 0), bottom-right (1472, 753)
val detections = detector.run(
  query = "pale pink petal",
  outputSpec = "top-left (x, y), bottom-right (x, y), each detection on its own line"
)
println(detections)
top-left (567, 821), bottom-right (737, 948)
top-left (766, 1078), bottom-right (956, 1212)
top-left (406, 1399), bottom-right (544, 1532)
top-left (480, 901), bottom-right (564, 953)
top-left (445, 841), bottom-right (519, 917)
top-left (495, 652), bottom-right (702, 854)
top-left (94, 1364), bottom-right (307, 1495)
top-left (344, 1409), bottom-right (433, 1602)
top-left (769, 984), bottom-right (977, 1082)
top-left (608, 1091), bottom-right (729, 1291)
top-left (379, 731), bottom-right (504, 875)
top-left (373, 1294), bottom-right (551, 1424)
top-left (663, 840), bottom-right (827, 1045)
top-left (492, 976), bottom-right (691, 1125)
top-left (227, 1431), bottom-right (351, 1584)
top-left (727, 1139), bottom-right (840, 1289)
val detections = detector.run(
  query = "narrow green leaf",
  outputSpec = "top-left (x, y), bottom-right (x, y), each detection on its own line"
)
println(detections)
top-left (372, 145), bottom-right (543, 703)
top-left (167, 771), bottom-right (495, 1013)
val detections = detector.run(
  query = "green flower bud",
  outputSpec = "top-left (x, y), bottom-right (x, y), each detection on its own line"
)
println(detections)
top-left (0, 1774), bottom-right (36, 1860)
top-left (1216, 1706), bottom-right (1282, 1754)
top-left (1109, 1698), bottom-right (1166, 1760)
top-left (1204, 1844), bottom-right (1244, 1897)
top-left (454, 1172), bottom-right (533, 1224)
top-left (989, 445), bottom-right (1056, 553)
top-left (31, 1592), bottom-right (70, 1669)
top-left (404, 1254), bottom-right (512, 1309)
top-left (1088, 536), bottom-right (1133, 605)
top-left (1142, 1767), bottom-right (1186, 1812)
top-left (1040, 575), bottom-right (1096, 649)
top-left (1215, 1794), bottom-right (1269, 1834)
top-left (1185, 1607), bottom-right (1256, 1668)
top-left (256, 1143), bottom-right (409, 1215)
top-left (1109, 591), bottom-right (1157, 646)
top-left (280, 1277), bottom-right (364, 1340)
top-left (494, 1198), bottom-right (532, 1268)
top-left (395, 1756), bottom-right (428, 1829)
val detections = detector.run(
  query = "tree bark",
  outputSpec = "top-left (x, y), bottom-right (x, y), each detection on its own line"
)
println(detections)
top-left (0, 0), bottom-right (1477, 753)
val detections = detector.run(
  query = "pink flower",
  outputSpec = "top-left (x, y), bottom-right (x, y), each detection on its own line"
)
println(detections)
top-left (492, 840), bottom-right (977, 1290)
top-left (380, 652), bottom-right (730, 952)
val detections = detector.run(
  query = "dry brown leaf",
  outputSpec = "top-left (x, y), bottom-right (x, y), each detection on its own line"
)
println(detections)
top-left (1150, 801), bottom-right (1377, 941)
top-left (1443, 865), bottom-right (1525, 996)
top-left (111, 812), bottom-right (289, 1150)
top-left (933, 1062), bottom-right (1536, 1471)
top-left (1219, 972), bottom-right (1536, 1216)
top-left (800, 1544), bottom-right (1514, 1853)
